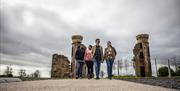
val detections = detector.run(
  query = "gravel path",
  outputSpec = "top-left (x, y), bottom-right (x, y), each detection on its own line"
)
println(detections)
top-left (0, 79), bottom-right (178, 91)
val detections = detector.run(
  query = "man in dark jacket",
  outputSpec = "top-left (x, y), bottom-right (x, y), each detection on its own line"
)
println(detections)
top-left (92, 38), bottom-right (103, 80)
top-left (75, 45), bottom-right (85, 79)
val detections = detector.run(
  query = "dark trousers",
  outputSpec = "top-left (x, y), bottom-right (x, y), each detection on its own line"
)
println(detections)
top-left (106, 59), bottom-right (114, 79)
top-left (93, 59), bottom-right (101, 78)
top-left (85, 61), bottom-right (93, 77)
top-left (76, 60), bottom-right (84, 78)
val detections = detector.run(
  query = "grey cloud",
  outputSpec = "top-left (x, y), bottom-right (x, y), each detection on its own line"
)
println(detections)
top-left (0, 4), bottom-right (73, 70)
top-left (0, 4), bottom-right (72, 56)
top-left (0, 59), bottom-right (50, 68)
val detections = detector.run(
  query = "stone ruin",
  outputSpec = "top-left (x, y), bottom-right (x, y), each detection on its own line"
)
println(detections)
top-left (71, 35), bottom-right (87, 78)
top-left (132, 34), bottom-right (152, 77)
top-left (51, 34), bottom-right (152, 78)
top-left (51, 54), bottom-right (70, 78)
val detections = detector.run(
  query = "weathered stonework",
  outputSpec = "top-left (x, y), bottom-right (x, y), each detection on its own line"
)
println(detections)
top-left (71, 35), bottom-right (87, 78)
top-left (132, 34), bottom-right (152, 77)
top-left (51, 54), bottom-right (70, 78)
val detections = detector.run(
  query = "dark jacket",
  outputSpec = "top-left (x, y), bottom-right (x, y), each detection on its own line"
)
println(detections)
top-left (75, 47), bottom-right (85, 60)
top-left (92, 45), bottom-right (103, 61)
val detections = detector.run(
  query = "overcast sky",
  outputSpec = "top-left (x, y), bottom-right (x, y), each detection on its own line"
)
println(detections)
top-left (0, 0), bottom-right (180, 77)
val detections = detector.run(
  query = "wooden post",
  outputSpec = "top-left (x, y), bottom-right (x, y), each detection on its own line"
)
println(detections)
top-left (172, 57), bottom-right (177, 72)
top-left (168, 59), bottom-right (171, 78)
top-left (154, 58), bottom-right (158, 77)
top-left (117, 60), bottom-right (120, 76)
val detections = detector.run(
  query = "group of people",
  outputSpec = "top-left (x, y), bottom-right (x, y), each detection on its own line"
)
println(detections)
top-left (75, 38), bottom-right (117, 80)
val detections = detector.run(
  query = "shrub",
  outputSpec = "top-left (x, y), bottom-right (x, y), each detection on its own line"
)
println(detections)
top-left (158, 66), bottom-right (175, 77)
top-left (176, 66), bottom-right (180, 76)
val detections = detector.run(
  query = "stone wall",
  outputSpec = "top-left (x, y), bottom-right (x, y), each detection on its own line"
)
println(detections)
top-left (51, 54), bottom-right (70, 78)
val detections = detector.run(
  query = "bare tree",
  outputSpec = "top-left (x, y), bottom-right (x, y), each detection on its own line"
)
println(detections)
top-left (33, 70), bottom-right (41, 78)
top-left (19, 69), bottom-right (26, 78)
top-left (4, 65), bottom-right (13, 77)
top-left (112, 63), bottom-right (116, 75)
top-left (30, 73), bottom-right (35, 78)
top-left (117, 59), bottom-right (123, 76)
top-left (124, 59), bottom-right (129, 75)
top-left (172, 56), bottom-right (177, 72)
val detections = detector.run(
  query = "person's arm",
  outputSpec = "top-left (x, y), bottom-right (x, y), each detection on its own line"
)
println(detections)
top-left (101, 46), bottom-right (103, 56)
top-left (103, 48), bottom-right (106, 60)
top-left (75, 48), bottom-right (79, 59)
top-left (101, 46), bottom-right (104, 61)
top-left (113, 47), bottom-right (117, 56)
top-left (84, 49), bottom-right (87, 60)
top-left (92, 46), bottom-right (95, 56)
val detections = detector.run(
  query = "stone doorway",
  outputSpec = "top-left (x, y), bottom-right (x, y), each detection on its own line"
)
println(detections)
top-left (140, 66), bottom-right (145, 77)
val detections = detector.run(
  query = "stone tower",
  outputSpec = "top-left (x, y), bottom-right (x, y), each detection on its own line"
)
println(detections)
top-left (71, 35), bottom-right (87, 78)
top-left (132, 34), bottom-right (152, 77)
top-left (51, 54), bottom-right (70, 78)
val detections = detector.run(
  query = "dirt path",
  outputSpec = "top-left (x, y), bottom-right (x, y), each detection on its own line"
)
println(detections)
top-left (0, 79), bottom-right (177, 91)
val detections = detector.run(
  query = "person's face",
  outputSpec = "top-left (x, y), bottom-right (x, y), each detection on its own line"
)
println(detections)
top-left (88, 46), bottom-right (92, 50)
top-left (96, 40), bottom-right (100, 45)
top-left (107, 42), bottom-right (111, 47)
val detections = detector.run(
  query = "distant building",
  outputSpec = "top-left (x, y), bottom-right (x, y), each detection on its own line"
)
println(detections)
top-left (71, 35), bottom-right (87, 78)
top-left (51, 54), bottom-right (70, 78)
top-left (132, 34), bottom-right (152, 77)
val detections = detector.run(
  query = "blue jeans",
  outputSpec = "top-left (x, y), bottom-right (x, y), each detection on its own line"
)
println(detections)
top-left (106, 59), bottom-right (114, 78)
top-left (93, 58), bottom-right (101, 78)
top-left (76, 60), bottom-right (84, 78)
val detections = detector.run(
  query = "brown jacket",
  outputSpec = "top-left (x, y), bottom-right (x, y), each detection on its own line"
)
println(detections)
top-left (104, 46), bottom-right (117, 60)
top-left (92, 45), bottom-right (103, 61)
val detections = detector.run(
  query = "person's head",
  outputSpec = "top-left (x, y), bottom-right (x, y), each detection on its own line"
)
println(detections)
top-left (107, 41), bottom-right (111, 47)
top-left (88, 45), bottom-right (92, 50)
top-left (95, 38), bottom-right (100, 45)
top-left (77, 45), bottom-right (81, 49)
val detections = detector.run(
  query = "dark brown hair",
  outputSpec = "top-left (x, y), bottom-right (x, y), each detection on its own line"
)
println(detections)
top-left (89, 45), bottom-right (92, 48)
top-left (95, 38), bottom-right (100, 42)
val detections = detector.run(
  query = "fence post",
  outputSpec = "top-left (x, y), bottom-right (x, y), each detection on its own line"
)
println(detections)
top-left (155, 58), bottom-right (158, 77)
top-left (117, 60), bottom-right (120, 76)
top-left (168, 59), bottom-right (171, 78)
top-left (172, 57), bottom-right (177, 72)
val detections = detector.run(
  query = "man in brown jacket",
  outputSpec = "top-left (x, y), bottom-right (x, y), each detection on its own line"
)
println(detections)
top-left (92, 38), bottom-right (103, 80)
top-left (104, 41), bottom-right (116, 80)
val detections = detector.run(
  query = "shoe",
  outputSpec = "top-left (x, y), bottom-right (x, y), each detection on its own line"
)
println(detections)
top-left (88, 76), bottom-right (90, 79)
top-left (90, 74), bottom-right (93, 79)
top-left (88, 74), bottom-right (90, 79)
top-left (95, 77), bottom-right (100, 80)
